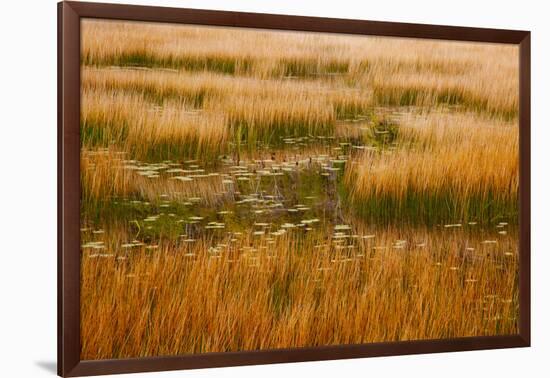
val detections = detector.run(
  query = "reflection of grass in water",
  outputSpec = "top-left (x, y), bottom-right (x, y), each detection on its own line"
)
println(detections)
top-left (81, 197), bottom-right (191, 239)
top-left (362, 118), bottom-right (399, 149)
top-left (81, 197), bottom-right (150, 226)
top-left (138, 139), bottom-right (228, 163)
top-left (229, 118), bottom-right (334, 151)
top-left (139, 213), bottom-right (186, 242)
top-left (81, 161), bottom-right (348, 244)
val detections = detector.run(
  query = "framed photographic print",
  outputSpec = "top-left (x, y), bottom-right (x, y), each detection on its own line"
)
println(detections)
top-left (58, 1), bottom-right (530, 376)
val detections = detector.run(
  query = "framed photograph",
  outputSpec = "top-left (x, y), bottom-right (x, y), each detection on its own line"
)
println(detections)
top-left (58, 1), bottom-right (530, 376)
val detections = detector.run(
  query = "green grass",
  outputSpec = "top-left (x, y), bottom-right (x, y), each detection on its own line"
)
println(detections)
top-left (363, 118), bottom-right (399, 148)
top-left (276, 58), bottom-right (350, 77)
top-left (83, 51), bottom-right (254, 75)
top-left (372, 86), bottom-right (518, 120)
top-left (80, 116), bottom-right (129, 148)
top-left (228, 118), bottom-right (335, 151)
top-left (343, 187), bottom-right (518, 226)
top-left (80, 119), bottom-right (227, 162)
top-left (92, 83), bottom-right (214, 108)
top-left (334, 101), bottom-right (373, 120)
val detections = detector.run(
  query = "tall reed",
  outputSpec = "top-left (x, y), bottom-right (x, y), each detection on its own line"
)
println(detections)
top-left (345, 113), bottom-right (519, 224)
top-left (81, 225), bottom-right (518, 359)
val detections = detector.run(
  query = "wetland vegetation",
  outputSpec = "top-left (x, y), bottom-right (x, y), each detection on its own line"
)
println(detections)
top-left (80, 20), bottom-right (519, 359)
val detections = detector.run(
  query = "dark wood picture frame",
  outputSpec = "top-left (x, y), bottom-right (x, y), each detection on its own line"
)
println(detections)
top-left (58, 1), bottom-right (531, 376)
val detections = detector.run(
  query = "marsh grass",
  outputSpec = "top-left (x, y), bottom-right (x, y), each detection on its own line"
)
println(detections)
top-left (83, 50), bottom-right (254, 75)
top-left (372, 81), bottom-right (518, 120)
top-left (81, 89), bottom-right (229, 160)
top-left (81, 68), bottom-right (374, 159)
top-left (345, 113), bottom-right (518, 224)
top-left (81, 225), bottom-right (518, 359)
top-left (81, 149), bottom-right (227, 224)
top-left (79, 19), bottom-right (520, 359)
top-left (82, 20), bottom-right (518, 118)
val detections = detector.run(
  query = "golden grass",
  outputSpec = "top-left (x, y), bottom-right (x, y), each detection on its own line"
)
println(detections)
top-left (79, 19), bottom-right (520, 359)
top-left (82, 20), bottom-right (518, 118)
top-left (81, 67), bottom-right (372, 158)
top-left (81, 225), bottom-right (518, 359)
top-left (81, 149), bottom-right (226, 208)
top-left (345, 112), bottom-right (518, 223)
top-left (81, 149), bottom-right (132, 202)
top-left (81, 88), bottom-right (229, 159)
top-left (368, 67), bottom-right (518, 119)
